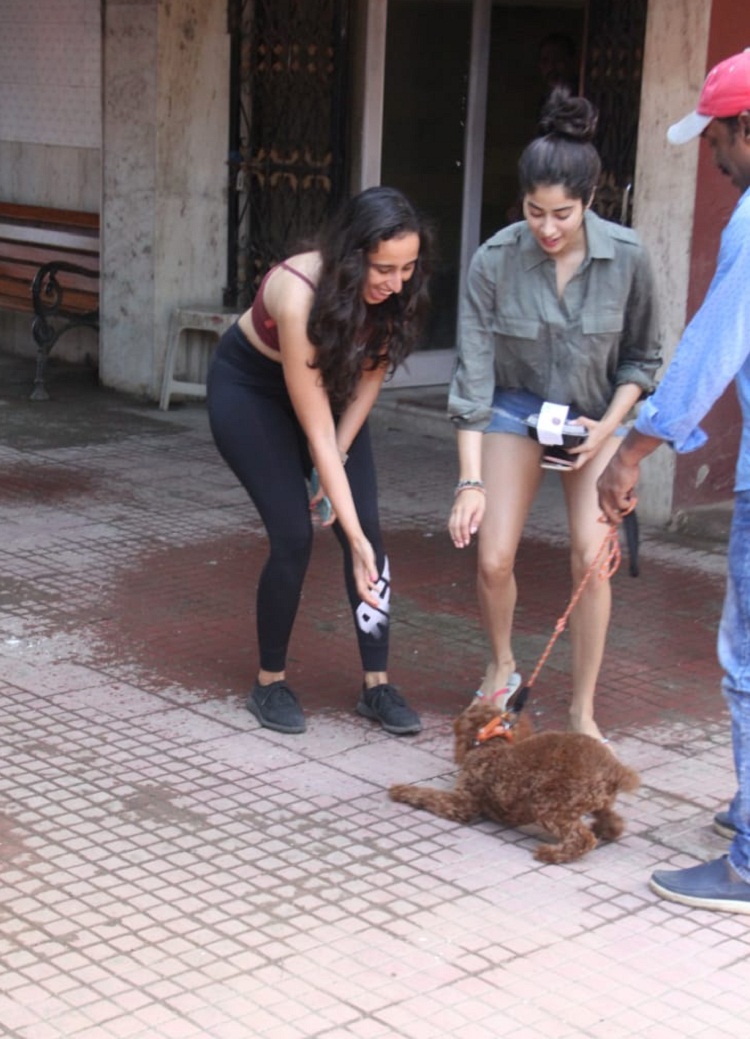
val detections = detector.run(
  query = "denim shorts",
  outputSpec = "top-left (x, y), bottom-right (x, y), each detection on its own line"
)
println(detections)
top-left (484, 388), bottom-right (627, 438)
top-left (484, 389), bottom-right (572, 437)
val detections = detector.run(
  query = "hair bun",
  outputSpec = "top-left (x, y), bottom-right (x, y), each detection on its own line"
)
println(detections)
top-left (539, 87), bottom-right (598, 143)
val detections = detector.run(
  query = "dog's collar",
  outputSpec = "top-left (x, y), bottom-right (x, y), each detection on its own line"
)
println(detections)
top-left (474, 713), bottom-right (515, 746)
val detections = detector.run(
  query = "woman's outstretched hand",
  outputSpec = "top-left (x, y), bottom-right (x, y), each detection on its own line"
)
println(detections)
top-left (351, 537), bottom-right (381, 608)
top-left (563, 416), bottom-right (609, 468)
top-left (449, 487), bottom-right (486, 548)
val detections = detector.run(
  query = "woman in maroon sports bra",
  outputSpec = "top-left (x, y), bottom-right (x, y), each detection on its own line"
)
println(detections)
top-left (207, 187), bottom-right (433, 735)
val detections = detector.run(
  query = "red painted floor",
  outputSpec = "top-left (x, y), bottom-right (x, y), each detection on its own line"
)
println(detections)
top-left (1, 354), bottom-right (744, 1039)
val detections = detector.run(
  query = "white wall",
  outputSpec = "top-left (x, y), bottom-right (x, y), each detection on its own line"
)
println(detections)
top-left (0, 0), bottom-right (101, 367)
top-left (0, 0), bottom-right (229, 398)
top-left (631, 0), bottom-right (711, 523)
top-left (0, 0), bottom-right (101, 152)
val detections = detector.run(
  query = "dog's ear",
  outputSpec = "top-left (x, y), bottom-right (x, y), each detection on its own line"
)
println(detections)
top-left (453, 701), bottom-right (499, 763)
top-left (453, 702), bottom-right (484, 760)
top-left (453, 709), bottom-right (473, 763)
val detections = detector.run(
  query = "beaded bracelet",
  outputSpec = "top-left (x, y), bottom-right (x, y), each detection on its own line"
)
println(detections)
top-left (455, 479), bottom-right (486, 497)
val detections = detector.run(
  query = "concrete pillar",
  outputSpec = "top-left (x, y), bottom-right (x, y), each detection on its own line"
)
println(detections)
top-left (631, 0), bottom-right (711, 523)
top-left (101, 0), bottom-right (229, 398)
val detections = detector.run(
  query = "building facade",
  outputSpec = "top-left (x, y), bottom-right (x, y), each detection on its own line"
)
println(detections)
top-left (0, 0), bottom-right (747, 522)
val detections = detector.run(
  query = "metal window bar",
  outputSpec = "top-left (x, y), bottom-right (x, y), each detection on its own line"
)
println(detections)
top-left (582, 0), bottom-right (647, 226)
top-left (225, 0), bottom-right (349, 309)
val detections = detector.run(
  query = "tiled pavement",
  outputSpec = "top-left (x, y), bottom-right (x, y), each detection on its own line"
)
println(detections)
top-left (0, 355), bottom-right (747, 1039)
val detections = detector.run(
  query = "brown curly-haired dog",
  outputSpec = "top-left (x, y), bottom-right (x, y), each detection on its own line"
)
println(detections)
top-left (389, 701), bottom-right (639, 863)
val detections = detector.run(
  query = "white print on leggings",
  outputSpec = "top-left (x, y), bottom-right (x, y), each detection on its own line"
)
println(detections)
top-left (356, 555), bottom-right (391, 639)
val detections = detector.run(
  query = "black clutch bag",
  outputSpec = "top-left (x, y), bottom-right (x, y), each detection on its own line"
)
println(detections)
top-left (526, 413), bottom-right (588, 469)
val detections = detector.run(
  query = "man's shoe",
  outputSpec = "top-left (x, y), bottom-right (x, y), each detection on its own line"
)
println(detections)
top-left (248, 680), bottom-right (306, 734)
top-left (713, 810), bottom-right (737, 839)
top-left (650, 855), bottom-right (750, 914)
top-left (356, 683), bottom-right (422, 735)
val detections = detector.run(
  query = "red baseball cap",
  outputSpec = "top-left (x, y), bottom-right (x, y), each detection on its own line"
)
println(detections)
top-left (668, 48), bottom-right (750, 144)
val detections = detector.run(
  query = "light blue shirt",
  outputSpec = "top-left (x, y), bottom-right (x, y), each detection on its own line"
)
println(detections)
top-left (635, 185), bottom-right (750, 490)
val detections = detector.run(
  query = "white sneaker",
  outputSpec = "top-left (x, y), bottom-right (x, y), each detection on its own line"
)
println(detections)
top-left (473, 671), bottom-right (522, 708)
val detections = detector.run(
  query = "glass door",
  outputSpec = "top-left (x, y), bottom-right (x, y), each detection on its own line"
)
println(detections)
top-left (380, 0), bottom-right (474, 387)
top-left (377, 0), bottom-right (588, 389)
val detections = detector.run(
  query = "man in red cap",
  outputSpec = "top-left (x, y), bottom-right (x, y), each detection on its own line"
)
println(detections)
top-left (599, 49), bottom-right (750, 913)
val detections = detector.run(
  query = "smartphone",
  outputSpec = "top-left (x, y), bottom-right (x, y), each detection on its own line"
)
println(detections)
top-left (309, 468), bottom-right (333, 522)
top-left (541, 455), bottom-right (576, 472)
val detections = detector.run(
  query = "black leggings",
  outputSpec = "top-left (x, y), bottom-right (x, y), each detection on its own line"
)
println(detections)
top-left (206, 323), bottom-right (390, 674)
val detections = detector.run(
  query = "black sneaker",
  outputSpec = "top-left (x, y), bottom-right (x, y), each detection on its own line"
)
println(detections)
top-left (248, 680), bottom-right (306, 734)
top-left (356, 683), bottom-right (422, 735)
top-left (713, 811), bottom-right (737, 839)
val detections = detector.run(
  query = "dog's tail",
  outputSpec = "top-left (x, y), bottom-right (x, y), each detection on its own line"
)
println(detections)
top-left (616, 763), bottom-right (640, 793)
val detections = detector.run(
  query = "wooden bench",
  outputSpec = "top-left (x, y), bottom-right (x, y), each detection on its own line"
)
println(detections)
top-left (0, 203), bottom-right (100, 400)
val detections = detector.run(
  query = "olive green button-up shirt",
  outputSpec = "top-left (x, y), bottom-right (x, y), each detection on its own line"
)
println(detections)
top-left (448, 210), bottom-right (662, 431)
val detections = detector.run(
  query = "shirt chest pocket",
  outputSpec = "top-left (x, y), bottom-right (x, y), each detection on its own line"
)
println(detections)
top-left (581, 310), bottom-right (624, 336)
top-left (490, 316), bottom-right (540, 346)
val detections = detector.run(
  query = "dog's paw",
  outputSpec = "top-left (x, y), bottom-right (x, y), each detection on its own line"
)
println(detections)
top-left (534, 843), bottom-right (568, 864)
top-left (388, 784), bottom-right (412, 803)
top-left (591, 815), bottom-right (625, 841)
top-left (534, 833), bottom-right (597, 864)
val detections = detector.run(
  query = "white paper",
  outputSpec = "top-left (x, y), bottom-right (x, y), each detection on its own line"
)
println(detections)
top-left (536, 402), bottom-right (570, 446)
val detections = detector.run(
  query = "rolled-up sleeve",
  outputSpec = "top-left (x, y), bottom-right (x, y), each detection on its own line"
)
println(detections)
top-left (635, 205), bottom-right (750, 453)
top-left (615, 246), bottom-right (662, 397)
top-left (448, 248), bottom-right (498, 431)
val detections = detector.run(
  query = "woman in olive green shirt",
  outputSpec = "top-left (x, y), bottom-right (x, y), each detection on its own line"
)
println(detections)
top-left (448, 88), bottom-right (662, 740)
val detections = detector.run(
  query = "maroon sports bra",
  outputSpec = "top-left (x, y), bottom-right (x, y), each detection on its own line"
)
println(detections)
top-left (250, 261), bottom-right (316, 351)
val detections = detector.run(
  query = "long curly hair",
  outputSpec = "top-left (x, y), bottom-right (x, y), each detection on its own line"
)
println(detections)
top-left (518, 87), bottom-right (601, 202)
top-left (306, 186), bottom-right (434, 412)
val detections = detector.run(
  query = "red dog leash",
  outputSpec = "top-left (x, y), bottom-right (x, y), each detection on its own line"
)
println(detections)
top-left (507, 519), bottom-right (622, 712)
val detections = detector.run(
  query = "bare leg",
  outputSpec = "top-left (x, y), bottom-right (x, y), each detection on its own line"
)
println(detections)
top-left (364, 671), bottom-right (388, 689)
top-left (561, 436), bottom-right (622, 738)
top-left (260, 667), bottom-right (390, 691)
top-left (258, 668), bottom-right (285, 685)
top-left (477, 434), bottom-right (544, 697)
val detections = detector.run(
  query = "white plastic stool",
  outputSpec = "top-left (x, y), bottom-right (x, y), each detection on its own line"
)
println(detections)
top-left (159, 306), bottom-right (241, 410)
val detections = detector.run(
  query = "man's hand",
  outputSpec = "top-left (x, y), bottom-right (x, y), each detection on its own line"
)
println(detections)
top-left (598, 428), bottom-right (663, 523)
top-left (597, 450), bottom-right (640, 524)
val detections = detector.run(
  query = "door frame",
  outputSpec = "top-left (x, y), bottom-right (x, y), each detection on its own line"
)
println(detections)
top-left (353, 0), bottom-right (491, 388)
